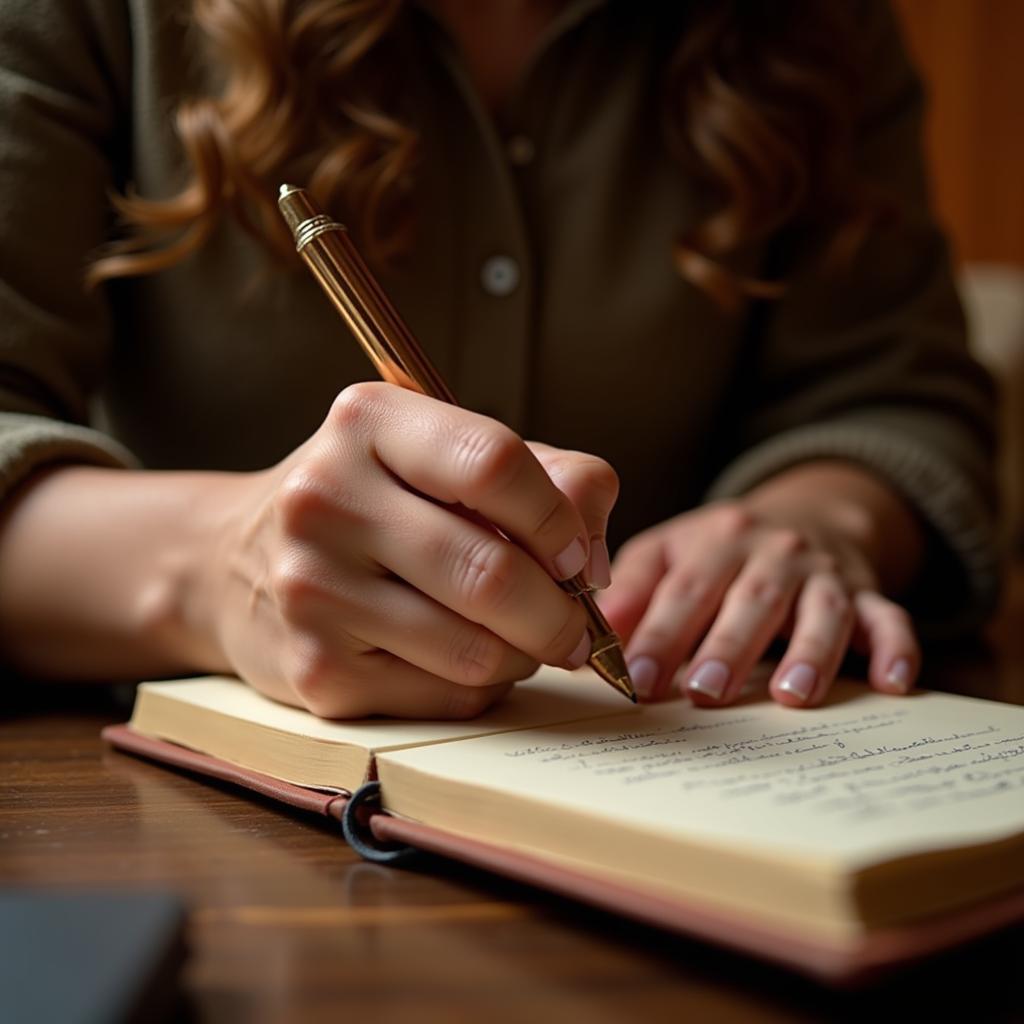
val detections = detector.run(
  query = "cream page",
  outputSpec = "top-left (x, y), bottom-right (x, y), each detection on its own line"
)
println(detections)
top-left (133, 666), bottom-right (635, 753)
top-left (379, 682), bottom-right (1024, 866)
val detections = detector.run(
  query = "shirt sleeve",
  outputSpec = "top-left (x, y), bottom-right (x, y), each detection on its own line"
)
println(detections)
top-left (0, 0), bottom-right (139, 502)
top-left (705, 0), bottom-right (999, 631)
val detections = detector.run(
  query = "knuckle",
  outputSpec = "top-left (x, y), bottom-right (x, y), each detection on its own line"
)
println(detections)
top-left (574, 454), bottom-right (620, 504)
top-left (453, 536), bottom-right (518, 611)
top-left (454, 423), bottom-right (524, 499)
top-left (531, 496), bottom-right (567, 541)
top-left (328, 381), bottom-right (386, 431)
top-left (541, 603), bottom-right (588, 663)
top-left (712, 502), bottom-right (754, 540)
top-left (664, 571), bottom-right (711, 605)
top-left (814, 577), bottom-right (853, 619)
top-left (269, 557), bottom-right (326, 622)
top-left (772, 527), bottom-right (808, 557)
top-left (736, 576), bottom-right (785, 613)
top-left (448, 626), bottom-right (505, 685)
top-left (274, 465), bottom-right (335, 538)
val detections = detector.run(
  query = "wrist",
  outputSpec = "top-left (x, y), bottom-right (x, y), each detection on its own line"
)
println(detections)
top-left (138, 470), bottom-right (255, 674)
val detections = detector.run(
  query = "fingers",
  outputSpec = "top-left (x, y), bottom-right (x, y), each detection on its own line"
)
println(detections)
top-left (853, 590), bottom-right (920, 694)
top-left (616, 547), bottom-right (745, 701)
top-left (304, 575), bottom-right (539, 687)
top-left (684, 541), bottom-right (803, 707)
top-left (768, 573), bottom-right (855, 707)
top-left (597, 536), bottom-right (666, 645)
top-left (527, 442), bottom-right (619, 589)
top-left (256, 534), bottom-right (536, 720)
top-left (335, 384), bottom-right (594, 582)
top-left (277, 634), bottom-right (515, 719)
top-left (685, 577), bottom-right (916, 708)
top-left (259, 383), bottom-right (605, 722)
top-left (367, 487), bottom-right (591, 670)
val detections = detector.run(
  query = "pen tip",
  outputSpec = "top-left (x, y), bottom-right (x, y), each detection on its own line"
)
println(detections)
top-left (588, 642), bottom-right (637, 703)
top-left (279, 183), bottom-right (301, 200)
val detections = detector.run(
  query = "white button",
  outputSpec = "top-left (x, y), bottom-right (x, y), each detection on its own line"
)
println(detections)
top-left (506, 135), bottom-right (535, 166)
top-left (480, 255), bottom-right (520, 297)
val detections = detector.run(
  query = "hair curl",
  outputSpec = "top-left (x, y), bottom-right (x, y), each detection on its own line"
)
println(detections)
top-left (89, 0), bottom-right (880, 308)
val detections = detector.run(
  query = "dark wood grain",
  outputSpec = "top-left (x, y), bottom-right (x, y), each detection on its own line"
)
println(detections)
top-left (4, 582), bottom-right (1024, 1024)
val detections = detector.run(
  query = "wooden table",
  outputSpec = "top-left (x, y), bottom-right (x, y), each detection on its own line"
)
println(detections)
top-left (5, 578), bottom-right (1024, 1023)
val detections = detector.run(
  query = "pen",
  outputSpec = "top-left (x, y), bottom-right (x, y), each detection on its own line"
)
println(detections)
top-left (277, 184), bottom-right (635, 703)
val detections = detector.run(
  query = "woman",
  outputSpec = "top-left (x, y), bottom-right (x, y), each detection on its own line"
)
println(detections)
top-left (0, 0), bottom-right (997, 717)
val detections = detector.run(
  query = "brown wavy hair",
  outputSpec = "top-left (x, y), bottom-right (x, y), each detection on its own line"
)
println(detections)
top-left (89, 0), bottom-right (880, 309)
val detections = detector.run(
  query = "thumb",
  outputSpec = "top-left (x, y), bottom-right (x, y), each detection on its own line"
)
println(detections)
top-left (527, 442), bottom-right (618, 589)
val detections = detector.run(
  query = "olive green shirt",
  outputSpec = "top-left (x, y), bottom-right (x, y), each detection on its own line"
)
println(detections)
top-left (0, 0), bottom-right (999, 626)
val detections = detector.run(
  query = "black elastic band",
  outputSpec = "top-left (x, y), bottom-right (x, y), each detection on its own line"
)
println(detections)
top-left (341, 781), bottom-right (419, 865)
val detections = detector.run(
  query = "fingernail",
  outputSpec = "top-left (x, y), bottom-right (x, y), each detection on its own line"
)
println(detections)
top-left (586, 538), bottom-right (612, 590)
top-left (777, 662), bottom-right (818, 703)
top-left (884, 658), bottom-right (913, 693)
top-left (554, 537), bottom-right (587, 580)
top-left (566, 630), bottom-right (591, 670)
top-left (686, 660), bottom-right (730, 701)
top-left (628, 655), bottom-right (659, 700)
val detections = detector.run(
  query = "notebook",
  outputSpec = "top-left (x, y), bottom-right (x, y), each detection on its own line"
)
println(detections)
top-left (104, 667), bottom-right (1024, 984)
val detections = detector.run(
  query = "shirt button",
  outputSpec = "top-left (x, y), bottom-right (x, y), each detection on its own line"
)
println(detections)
top-left (480, 255), bottom-right (520, 297)
top-left (506, 134), bottom-right (535, 166)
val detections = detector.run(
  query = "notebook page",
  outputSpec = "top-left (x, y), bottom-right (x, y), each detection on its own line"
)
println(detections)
top-left (378, 681), bottom-right (1024, 867)
top-left (133, 665), bottom-right (635, 755)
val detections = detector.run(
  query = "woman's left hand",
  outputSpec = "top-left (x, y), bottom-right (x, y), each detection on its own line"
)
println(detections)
top-left (597, 461), bottom-right (924, 707)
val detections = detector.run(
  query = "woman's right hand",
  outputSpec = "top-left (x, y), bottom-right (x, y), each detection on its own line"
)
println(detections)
top-left (189, 382), bottom-right (619, 719)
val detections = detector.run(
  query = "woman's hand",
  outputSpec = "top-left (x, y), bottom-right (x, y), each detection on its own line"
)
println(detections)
top-left (187, 383), bottom-right (619, 719)
top-left (598, 461), bottom-right (924, 707)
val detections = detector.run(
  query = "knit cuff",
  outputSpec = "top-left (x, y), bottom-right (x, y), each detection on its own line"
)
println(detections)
top-left (0, 412), bottom-right (138, 503)
top-left (705, 422), bottom-right (1000, 630)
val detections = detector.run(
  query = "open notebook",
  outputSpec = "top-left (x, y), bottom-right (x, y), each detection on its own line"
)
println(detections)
top-left (104, 668), bottom-right (1024, 984)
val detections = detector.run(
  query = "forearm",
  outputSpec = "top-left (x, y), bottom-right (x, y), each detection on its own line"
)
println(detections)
top-left (0, 465), bottom-right (242, 680)
top-left (737, 459), bottom-right (925, 595)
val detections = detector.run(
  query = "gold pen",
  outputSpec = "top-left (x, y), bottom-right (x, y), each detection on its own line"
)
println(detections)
top-left (277, 184), bottom-right (635, 703)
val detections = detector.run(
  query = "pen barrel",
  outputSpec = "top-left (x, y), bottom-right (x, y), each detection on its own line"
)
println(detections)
top-left (278, 185), bottom-right (635, 702)
top-left (278, 187), bottom-right (456, 404)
